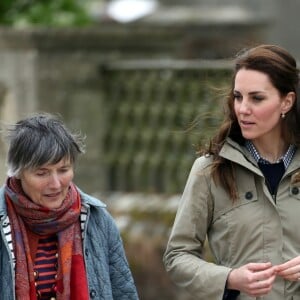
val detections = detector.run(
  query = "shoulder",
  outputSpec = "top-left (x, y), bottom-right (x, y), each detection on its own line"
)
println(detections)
top-left (190, 155), bottom-right (214, 176)
top-left (79, 189), bottom-right (115, 226)
top-left (0, 186), bottom-right (5, 198)
top-left (194, 155), bottom-right (214, 168)
top-left (79, 189), bottom-right (120, 233)
top-left (181, 155), bottom-right (215, 193)
top-left (79, 189), bottom-right (107, 208)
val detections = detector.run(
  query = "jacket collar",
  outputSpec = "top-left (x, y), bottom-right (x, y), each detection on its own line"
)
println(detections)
top-left (220, 138), bottom-right (300, 177)
top-left (78, 188), bottom-right (106, 208)
top-left (219, 138), bottom-right (261, 175)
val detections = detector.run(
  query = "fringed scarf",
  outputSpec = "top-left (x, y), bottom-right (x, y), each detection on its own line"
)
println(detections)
top-left (5, 177), bottom-right (89, 300)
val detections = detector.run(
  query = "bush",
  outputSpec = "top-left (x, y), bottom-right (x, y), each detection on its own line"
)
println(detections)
top-left (0, 0), bottom-right (93, 27)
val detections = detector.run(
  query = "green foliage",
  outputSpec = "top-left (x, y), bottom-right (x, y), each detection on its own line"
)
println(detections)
top-left (0, 0), bottom-right (93, 27)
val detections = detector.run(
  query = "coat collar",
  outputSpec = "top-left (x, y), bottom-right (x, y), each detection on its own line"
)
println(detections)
top-left (219, 138), bottom-right (261, 175)
top-left (78, 188), bottom-right (106, 208)
top-left (220, 138), bottom-right (300, 177)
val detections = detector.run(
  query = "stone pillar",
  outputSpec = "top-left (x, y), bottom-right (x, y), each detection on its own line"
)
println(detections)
top-left (0, 28), bottom-right (107, 192)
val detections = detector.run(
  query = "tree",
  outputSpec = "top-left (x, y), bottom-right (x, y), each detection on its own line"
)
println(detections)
top-left (0, 0), bottom-right (93, 27)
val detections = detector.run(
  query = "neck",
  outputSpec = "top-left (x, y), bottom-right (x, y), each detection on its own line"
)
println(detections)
top-left (252, 139), bottom-right (288, 163)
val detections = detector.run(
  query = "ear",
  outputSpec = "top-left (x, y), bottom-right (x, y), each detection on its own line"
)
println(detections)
top-left (281, 91), bottom-right (296, 114)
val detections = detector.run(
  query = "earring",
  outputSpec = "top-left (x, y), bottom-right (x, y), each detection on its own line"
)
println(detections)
top-left (281, 113), bottom-right (286, 119)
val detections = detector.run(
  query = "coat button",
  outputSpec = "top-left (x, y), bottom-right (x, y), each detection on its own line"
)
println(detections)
top-left (292, 187), bottom-right (299, 195)
top-left (90, 290), bottom-right (97, 298)
top-left (245, 191), bottom-right (253, 200)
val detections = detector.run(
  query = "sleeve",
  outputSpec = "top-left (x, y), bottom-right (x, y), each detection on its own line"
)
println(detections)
top-left (163, 157), bottom-right (232, 299)
top-left (106, 212), bottom-right (140, 300)
top-left (223, 289), bottom-right (240, 300)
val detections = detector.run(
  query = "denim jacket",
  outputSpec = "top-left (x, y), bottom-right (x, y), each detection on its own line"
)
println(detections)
top-left (0, 186), bottom-right (139, 300)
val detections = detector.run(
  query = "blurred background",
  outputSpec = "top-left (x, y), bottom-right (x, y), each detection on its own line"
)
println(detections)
top-left (0, 1), bottom-right (299, 299)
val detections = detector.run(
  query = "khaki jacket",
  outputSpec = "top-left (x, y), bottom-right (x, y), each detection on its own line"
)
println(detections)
top-left (164, 138), bottom-right (300, 300)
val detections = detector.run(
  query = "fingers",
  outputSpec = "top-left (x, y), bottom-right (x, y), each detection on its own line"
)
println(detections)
top-left (276, 266), bottom-right (300, 281)
top-left (275, 256), bottom-right (300, 271)
top-left (227, 262), bottom-right (276, 297)
top-left (276, 264), bottom-right (299, 276)
top-left (275, 256), bottom-right (300, 282)
top-left (245, 274), bottom-right (276, 297)
top-left (247, 264), bottom-right (275, 282)
top-left (247, 262), bottom-right (273, 273)
top-left (248, 262), bottom-right (272, 271)
top-left (248, 273), bottom-right (276, 289)
top-left (280, 273), bottom-right (300, 282)
top-left (228, 258), bottom-right (300, 298)
top-left (246, 264), bottom-right (276, 296)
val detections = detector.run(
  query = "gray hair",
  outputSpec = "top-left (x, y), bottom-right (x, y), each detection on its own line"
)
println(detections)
top-left (4, 113), bottom-right (85, 177)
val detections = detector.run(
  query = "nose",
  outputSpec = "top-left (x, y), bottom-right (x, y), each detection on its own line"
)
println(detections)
top-left (238, 99), bottom-right (251, 114)
top-left (48, 173), bottom-right (61, 189)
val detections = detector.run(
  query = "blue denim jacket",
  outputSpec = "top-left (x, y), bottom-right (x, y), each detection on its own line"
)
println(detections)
top-left (0, 186), bottom-right (139, 300)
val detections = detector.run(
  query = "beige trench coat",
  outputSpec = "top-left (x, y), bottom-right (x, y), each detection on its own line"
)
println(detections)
top-left (164, 138), bottom-right (300, 300)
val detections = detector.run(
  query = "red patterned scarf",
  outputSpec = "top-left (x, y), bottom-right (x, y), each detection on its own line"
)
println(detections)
top-left (5, 177), bottom-right (89, 300)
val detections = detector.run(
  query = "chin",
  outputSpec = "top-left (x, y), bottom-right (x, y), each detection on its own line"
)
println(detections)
top-left (241, 133), bottom-right (258, 140)
top-left (43, 200), bottom-right (64, 209)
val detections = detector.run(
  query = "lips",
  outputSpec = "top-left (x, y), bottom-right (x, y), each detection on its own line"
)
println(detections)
top-left (240, 120), bottom-right (254, 124)
top-left (240, 120), bottom-right (255, 128)
top-left (45, 191), bottom-right (61, 198)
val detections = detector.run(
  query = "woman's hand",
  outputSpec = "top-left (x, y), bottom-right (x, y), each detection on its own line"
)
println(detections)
top-left (227, 262), bottom-right (276, 297)
top-left (275, 256), bottom-right (300, 281)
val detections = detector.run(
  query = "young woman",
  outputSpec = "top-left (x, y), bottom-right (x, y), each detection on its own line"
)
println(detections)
top-left (164, 44), bottom-right (300, 299)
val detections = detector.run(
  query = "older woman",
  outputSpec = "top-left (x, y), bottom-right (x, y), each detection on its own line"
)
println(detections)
top-left (0, 113), bottom-right (139, 300)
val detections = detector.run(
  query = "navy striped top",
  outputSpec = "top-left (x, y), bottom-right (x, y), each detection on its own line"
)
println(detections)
top-left (34, 235), bottom-right (58, 299)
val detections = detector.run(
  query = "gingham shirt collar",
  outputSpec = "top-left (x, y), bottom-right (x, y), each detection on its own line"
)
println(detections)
top-left (245, 140), bottom-right (296, 169)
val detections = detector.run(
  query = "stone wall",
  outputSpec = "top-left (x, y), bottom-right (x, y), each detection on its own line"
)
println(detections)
top-left (0, 21), bottom-right (267, 189)
top-left (104, 191), bottom-right (214, 300)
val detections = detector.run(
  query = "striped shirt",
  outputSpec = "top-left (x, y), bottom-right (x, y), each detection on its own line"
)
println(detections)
top-left (34, 235), bottom-right (58, 299)
top-left (245, 140), bottom-right (296, 169)
top-left (245, 140), bottom-right (296, 196)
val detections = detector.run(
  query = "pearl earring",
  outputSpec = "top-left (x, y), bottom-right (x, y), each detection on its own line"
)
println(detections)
top-left (281, 113), bottom-right (286, 119)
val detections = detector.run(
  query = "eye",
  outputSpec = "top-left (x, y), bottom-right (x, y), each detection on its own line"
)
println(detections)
top-left (252, 95), bottom-right (264, 101)
top-left (59, 166), bottom-right (72, 173)
top-left (35, 170), bottom-right (47, 176)
top-left (233, 93), bottom-right (242, 101)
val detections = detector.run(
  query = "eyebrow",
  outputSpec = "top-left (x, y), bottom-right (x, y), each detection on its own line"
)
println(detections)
top-left (234, 90), bottom-right (265, 95)
top-left (248, 91), bottom-right (265, 95)
top-left (37, 163), bottom-right (72, 170)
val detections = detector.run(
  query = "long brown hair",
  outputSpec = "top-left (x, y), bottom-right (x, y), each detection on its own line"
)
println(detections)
top-left (205, 44), bottom-right (300, 200)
